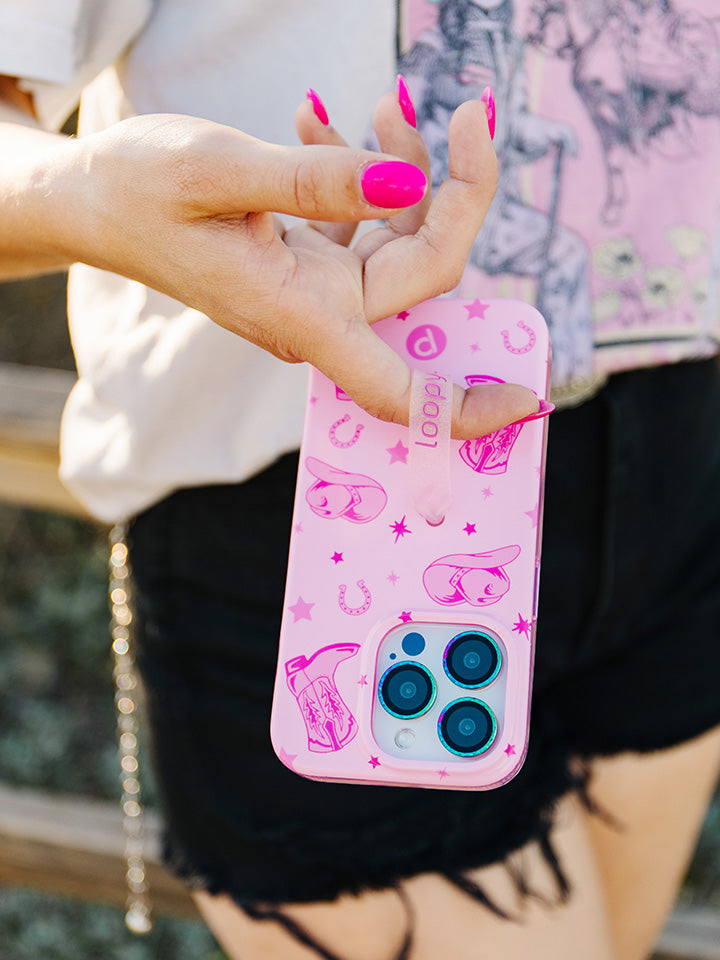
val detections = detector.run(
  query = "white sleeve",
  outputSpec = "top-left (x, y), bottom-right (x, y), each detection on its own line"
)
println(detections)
top-left (0, 0), bottom-right (153, 129)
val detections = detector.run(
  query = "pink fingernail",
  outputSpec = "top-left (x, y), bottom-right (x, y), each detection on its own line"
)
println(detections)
top-left (360, 161), bottom-right (427, 208)
top-left (306, 88), bottom-right (329, 126)
top-left (512, 399), bottom-right (555, 426)
top-left (397, 74), bottom-right (416, 128)
top-left (480, 86), bottom-right (496, 140)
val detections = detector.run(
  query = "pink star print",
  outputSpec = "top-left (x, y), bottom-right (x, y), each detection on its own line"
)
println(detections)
top-left (464, 299), bottom-right (490, 320)
top-left (387, 571), bottom-right (399, 586)
top-left (397, 310), bottom-right (410, 321)
top-left (525, 503), bottom-right (539, 528)
top-left (437, 768), bottom-right (449, 779)
top-left (368, 756), bottom-right (381, 769)
top-left (463, 522), bottom-right (476, 535)
top-left (513, 614), bottom-right (531, 637)
top-left (390, 516), bottom-right (411, 542)
top-left (288, 596), bottom-right (314, 622)
top-left (482, 487), bottom-right (493, 500)
top-left (398, 611), bottom-right (413, 623)
top-left (387, 440), bottom-right (409, 465)
top-left (470, 343), bottom-right (481, 352)
top-left (294, 522), bottom-right (304, 533)
top-left (357, 675), bottom-right (368, 686)
top-left (504, 744), bottom-right (516, 757)
top-left (278, 747), bottom-right (298, 768)
top-left (331, 552), bottom-right (344, 564)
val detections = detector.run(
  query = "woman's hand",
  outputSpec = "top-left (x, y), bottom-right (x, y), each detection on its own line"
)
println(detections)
top-left (27, 90), bottom-right (539, 436)
top-left (287, 90), bottom-right (539, 437)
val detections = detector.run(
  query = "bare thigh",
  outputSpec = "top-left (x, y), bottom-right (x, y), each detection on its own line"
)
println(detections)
top-left (585, 723), bottom-right (720, 960)
top-left (193, 790), bottom-right (616, 960)
top-left (191, 727), bottom-right (720, 960)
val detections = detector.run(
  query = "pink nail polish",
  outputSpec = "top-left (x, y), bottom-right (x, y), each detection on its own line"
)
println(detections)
top-left (397, 74), bottom-right (416, 128)
top-left (511, 399), bottom-right (555, 426)
top-left (361, 161), bottom-right (427, 208)
top-left (306, 88), bottom-right (329, 126)
top-left (480, 86), bottom-right (496, 140)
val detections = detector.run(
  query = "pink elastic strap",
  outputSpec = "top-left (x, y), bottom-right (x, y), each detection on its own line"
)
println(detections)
top-left (408, 369), bottom-right (453, 525)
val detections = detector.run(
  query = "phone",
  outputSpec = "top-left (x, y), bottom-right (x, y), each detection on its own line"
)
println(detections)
top-left (271, 297), bottom-right (551, 790)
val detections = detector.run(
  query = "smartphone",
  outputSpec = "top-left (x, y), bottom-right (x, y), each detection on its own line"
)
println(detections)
top-left (271, 297), bottom-right (550, 790)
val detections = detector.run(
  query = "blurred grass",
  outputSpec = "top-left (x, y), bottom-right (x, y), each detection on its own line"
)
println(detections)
top-left (0, 273), bottom-right (227, 957)
top-left (0, 889), bottom-right (224, 960)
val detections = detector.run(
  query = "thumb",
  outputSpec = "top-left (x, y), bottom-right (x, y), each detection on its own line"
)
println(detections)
top-left (306, 315), bottom-right (541, 440)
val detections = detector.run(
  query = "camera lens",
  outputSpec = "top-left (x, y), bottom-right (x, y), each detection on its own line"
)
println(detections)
top-left (378, 662), bottom-right (436, 719)
top-left (443, 632), bottom-right (501, 688)
top-left (438, 698), bottom-right (497, 757)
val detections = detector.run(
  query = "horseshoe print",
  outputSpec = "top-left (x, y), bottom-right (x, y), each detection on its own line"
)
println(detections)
top-left (338, 580), bottom-right (372, 616)
top-left (329, 414), bottom-right (364, 448)
top-left (501, 321), bottom-right (536, 355)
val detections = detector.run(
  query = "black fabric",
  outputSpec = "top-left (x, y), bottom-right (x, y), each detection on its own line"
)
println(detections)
top-left (127, 357), bottom-right (720, 915)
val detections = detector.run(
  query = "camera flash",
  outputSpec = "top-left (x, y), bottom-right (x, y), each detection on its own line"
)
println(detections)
top-left (394, 728), bottom-right (416, 749)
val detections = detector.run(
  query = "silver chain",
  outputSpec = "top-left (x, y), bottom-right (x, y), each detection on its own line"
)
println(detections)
top-left (109, 524), bottom-right (153, 934)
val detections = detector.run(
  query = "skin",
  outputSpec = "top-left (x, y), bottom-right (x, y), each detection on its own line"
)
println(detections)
top-left (194, 725), bottom-right (720, 960)
top-left (2, 76), bottom-right (718, 960)
top-left (0, 77), bottom-right (539, 438)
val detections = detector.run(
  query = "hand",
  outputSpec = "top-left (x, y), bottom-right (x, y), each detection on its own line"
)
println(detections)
top-left (46, 94), bottom-right (539, 437)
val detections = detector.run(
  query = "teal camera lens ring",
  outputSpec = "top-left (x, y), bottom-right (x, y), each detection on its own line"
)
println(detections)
top-left (378, 661), bottom-right (437, 719)
top-left (443, 631), bottom-right (501, 689)
top-left (438, 698), bottom-right (497, 757)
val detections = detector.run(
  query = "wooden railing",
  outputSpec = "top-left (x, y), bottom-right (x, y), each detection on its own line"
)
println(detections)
top-left (0, 362), bottom-right (86, 515)
top-left (0, 781), bottom-right (197, 919)
top-left (0, 361), bottom-right (719, 957)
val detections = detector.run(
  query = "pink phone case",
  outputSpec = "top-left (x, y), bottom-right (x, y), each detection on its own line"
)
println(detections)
top-left (271, 297), bottom-right (551, 790)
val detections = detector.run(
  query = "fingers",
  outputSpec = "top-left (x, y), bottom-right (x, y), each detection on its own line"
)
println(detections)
top-left (352, 86), bottom-right (434, 262)
top-left (295, 84), bottom-right (431, 248)
top-left (304, 312), bottom-right (539, 440)
top-left (362, 98), bottom-right (497, 322)
top-left (421, 98), bottom-right (498, 258)
top-left (370, 88), bottom-right (432, 236)
top-left (294, 96), bottom-right (362, 246)
top-left (221, 132), bottom-right (427, 224)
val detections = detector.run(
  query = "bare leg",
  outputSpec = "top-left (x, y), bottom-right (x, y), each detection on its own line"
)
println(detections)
top-left (193, 790), bottom-right (616, 960)
top-left (585, 724), bottom-right (720, 960)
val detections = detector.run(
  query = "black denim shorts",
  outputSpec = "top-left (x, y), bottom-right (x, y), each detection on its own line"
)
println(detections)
top-left (128, 358), bottom-right (720, 916)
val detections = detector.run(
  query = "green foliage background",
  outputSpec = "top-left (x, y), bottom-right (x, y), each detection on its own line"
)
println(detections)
top-left (0, 275), bottom-right (226, 958)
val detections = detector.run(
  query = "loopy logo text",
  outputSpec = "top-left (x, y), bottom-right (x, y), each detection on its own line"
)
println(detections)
top-left (414, 372), bottom-right (449, 449)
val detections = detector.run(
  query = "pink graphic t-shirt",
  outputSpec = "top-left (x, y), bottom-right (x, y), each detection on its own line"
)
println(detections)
top-left (401, 0), bottom-right (720, 390)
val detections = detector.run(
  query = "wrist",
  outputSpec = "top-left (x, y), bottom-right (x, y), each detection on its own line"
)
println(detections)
top-left (0, 124), bottom-right (85, 277)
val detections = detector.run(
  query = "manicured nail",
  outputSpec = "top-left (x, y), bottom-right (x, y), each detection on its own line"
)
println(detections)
top-left (512, 399), bottom-right (555, 425)
top-left (360, 161), bottom-right (427, 208)
top-left (397, 74), bottom-right (416, 128)
top-left (480, 86), bottom-right (496, 140)
top-left (306, 88), bottom-right (329, 125)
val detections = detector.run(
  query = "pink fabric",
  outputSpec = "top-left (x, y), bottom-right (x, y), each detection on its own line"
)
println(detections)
top-left (401, 1), bottom-right (720, 387)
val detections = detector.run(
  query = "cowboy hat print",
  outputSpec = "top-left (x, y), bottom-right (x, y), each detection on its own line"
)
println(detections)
top-left (304, 457), bottom-right (388, 523)
top-left (423, 545), bottom-right (521, 606)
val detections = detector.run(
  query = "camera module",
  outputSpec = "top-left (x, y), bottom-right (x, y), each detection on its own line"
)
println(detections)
top-left (378, 661), bottom-right (436, 719)
top-left (438, 698), bottom-right (497, 757)
top-left (443, 631), bottom-right (501, 688)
